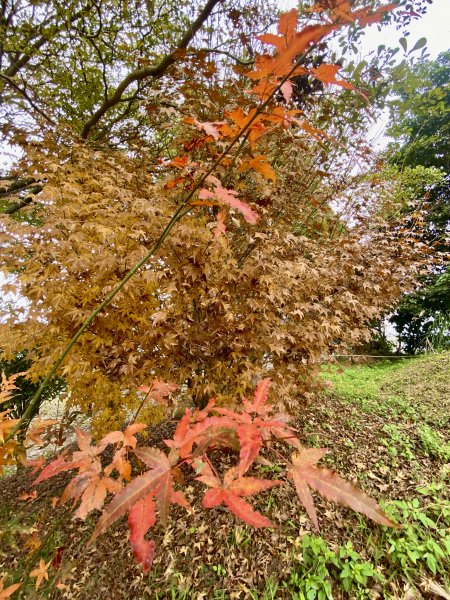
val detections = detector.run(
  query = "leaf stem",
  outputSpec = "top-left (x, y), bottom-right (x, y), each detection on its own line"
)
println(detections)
top-left (3, 204), bottom-right (189, 444)
top-left (3, 37), bottom-right (326, 445)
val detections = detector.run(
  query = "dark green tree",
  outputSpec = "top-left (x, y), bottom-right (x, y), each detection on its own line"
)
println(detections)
top-left (387, 50), bottom-right (450, 172)
top-left (0, 350), bottom-right (66, 432)
top-left (386, 51), bottom-right (449, 352)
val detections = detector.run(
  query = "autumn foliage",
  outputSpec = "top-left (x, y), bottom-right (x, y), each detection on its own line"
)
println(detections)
top-left (32, 379), bottom-right (398, 573)
top-left (0, 4), bottom-right (425, 435)
top-left (0, 0), bottom-right (433, 591)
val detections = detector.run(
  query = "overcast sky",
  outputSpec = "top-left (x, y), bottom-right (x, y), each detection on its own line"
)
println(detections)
top-left (359, 0), bottom-right (449, 60)
top-left (277, 0), bottom-right (449, 60)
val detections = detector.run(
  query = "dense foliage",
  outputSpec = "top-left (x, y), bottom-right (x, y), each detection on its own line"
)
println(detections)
top-left (386, 51), bottom-right (449, 352)
top-left (0, 1), bottom-right (430, 434)
top-left (0, 0), bottom-right (442, 594)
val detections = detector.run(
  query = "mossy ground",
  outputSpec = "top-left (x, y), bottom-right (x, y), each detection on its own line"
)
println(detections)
top-left (1, 353), bottom-right (449, 599)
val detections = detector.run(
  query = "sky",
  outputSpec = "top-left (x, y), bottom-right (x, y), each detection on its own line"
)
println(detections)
top-left (359, 0), bottom-right (449, 60)
top-left (275, 0), bottom-right (449, 147)
top-left (276, 0), bottom-right (449, 60)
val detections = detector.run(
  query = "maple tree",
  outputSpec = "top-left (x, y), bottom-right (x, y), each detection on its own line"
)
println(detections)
top-left (0, 1), bottom-right (428, 438)
top-left (0, 0), bottom-right (437, 590)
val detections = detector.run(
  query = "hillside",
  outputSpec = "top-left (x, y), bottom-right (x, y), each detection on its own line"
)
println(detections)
top-left (1, 353), bottom-right (449, 599)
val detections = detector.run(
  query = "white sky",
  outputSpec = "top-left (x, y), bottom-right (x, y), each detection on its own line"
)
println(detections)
top-left (277, 0), bottom-right (449, 60)
top-left (359, 0), bottom-right (449, 60)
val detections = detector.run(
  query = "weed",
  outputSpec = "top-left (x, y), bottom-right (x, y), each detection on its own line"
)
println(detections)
top-left (382, 496), bottom-right (450, 583)
top-left (286, 535), bottom-right (382, 600)
top-left (230, 526), bottom-right (251, 547)
top-left (381, 424), bottom-right (416, 462)
top-left (212, 564), bottom-right (226, 577)
top-left (418, 424), bottom-right (450, 461)
top-left (246, 578), bottom-right (280, 599)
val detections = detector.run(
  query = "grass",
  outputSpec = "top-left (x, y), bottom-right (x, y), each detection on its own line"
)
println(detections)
top-left (1, 353), bottom-right (449, 598)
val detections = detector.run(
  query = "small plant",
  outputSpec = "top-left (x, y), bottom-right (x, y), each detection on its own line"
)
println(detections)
top-left (381, 424), bottom-right (416, 463)
top-left (212, 563), bottom-right (226, 577)
top-left (382, 497), bottom-right (450, 581)
top-left (418, 424), bottom-right (450, 461)
top-left (338, 542), bottom-right (381, 594)
top-left (287, 536), bottom-right (382, 600)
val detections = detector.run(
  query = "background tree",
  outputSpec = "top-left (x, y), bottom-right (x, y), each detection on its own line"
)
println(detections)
top-left (0, 350), bottom-right (65, 434)
top-left (385, 50), bottom-right (449, 352)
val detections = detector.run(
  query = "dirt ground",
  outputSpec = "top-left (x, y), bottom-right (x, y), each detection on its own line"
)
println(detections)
top-left (1, 354), bottom-right (449, 599)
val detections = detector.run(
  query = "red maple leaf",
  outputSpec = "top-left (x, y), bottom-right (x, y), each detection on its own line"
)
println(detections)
top-left (128, 492), bottom-right (156, 572)
top-left (288, 448), bottom-right (400, 531)
top-left (165, 410), bottom-right (239, 461)
top-left (197, 464), bottom-right (281, 528)
top-left (214, 379), bottom-right (302, 475)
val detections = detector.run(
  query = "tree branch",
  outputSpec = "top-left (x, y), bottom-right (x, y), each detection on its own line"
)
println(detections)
top-left (1, 185), bottom-right (43, 214)
top-left (80, 0), bottom-right (221, 139)
top-left (0, 177), bottom-right (37, 197)
top-left (190, 48), bottom-right (254, 66)
top-left (0, 74), bottom-right (54, 123)
top-left (2, 7), bottom-right (89, 81)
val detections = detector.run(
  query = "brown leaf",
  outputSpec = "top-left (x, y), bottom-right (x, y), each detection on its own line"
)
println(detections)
top-left (288, 449), bottom-right (399, 531)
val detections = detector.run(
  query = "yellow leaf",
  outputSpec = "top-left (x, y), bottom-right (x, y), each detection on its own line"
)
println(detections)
top-left (240, 155), bottom-right (276, 182)
top-left (30, 558), bottom-right (51, 590)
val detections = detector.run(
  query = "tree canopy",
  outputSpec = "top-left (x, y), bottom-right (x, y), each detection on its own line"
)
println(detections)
top-left (0, 0), bottom-right (433, 434)
top-left (387, 50), bottom-right (450, 172)
top-left (385, 50), bottom-right (450, 352)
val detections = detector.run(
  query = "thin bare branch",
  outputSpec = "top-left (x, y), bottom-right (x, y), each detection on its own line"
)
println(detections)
top-left (80, 0), bottom-right (221, 139)
top-left (0, 74), bottom-right (55, 123)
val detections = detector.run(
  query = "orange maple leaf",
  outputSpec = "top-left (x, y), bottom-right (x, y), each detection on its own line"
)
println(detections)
top-left (0, 577), bottom-right (21, 599)
top-left (310, 64), bottom-right (369, 100)
top-left (30, 558), bottom-right (51, 590)
top-left (240, 155), bottom-right (276, 182)
top-left (59, 470), bottom-right (121, 519)
top-left (184, 116), bottom-right (223, 140)
top-left (0, 411), bottom-right (20, 443)
top-left (213, 210), bottom-right (227, 238)
top-left (26, 418), bottom-right (58, 446)
top-left (100, 423), bottom-right (148, 449)
top-left (138, 379), bottom-right (178, 405)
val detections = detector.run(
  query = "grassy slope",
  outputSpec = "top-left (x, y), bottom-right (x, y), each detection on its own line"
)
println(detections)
top-left (1, 353), bottom-right (449, 599)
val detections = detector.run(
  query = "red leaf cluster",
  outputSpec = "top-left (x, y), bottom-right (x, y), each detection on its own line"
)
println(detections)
top-left (33, 379), bottom-right (398, 572)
